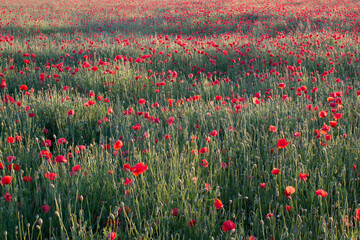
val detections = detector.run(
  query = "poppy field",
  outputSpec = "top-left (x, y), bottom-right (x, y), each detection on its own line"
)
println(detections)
top-left (1, 0), bottom-right (360, 239)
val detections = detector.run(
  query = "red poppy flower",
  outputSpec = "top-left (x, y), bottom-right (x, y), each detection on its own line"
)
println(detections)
top-left (278, 83), bottom-right (286, 89)
top-left (15, 135), bottom-right (22, 142)
top-left (277, 139), bottom-right (289, 149)
top-left (210, 130), bottom-right (218, 137)
top-left (7, 136), bottom-right (15, 143)
top-left (72, 165), bottom-right (82, 173)
top-left (6, 156), bottom-right (17, 162)
top-left (189, 219), bottom-right (196, 228)
top-left (4, 193), bottom-right (12, 202)
top-left (23, 176), bottom-right (33, 182)
top-left (55, 155), bottom-right (68, 164)
top-left (294, 132), bottom-right (301, 137)
top-left (168, 99), bottom-right (173, 106)
top-left (334, 113), bottom-right (343, 120)
top-left (322, 124), bottom-right (330, 132)
top-left (42, 139), bottom-right (52, 147)
top-left (7, 164), bottom-right (20, 171)
top-left (260, 183), bottom-right (266, 188)
top-left (172, 208), bottom-right (178, 216)
top-left (215, 95), bottom-right (223, 101)
top-left (315, 189), bottom-right (328, 198)
top-left (199, 147), bottom-right (209, 154)
top-left (202, 183), bottom-right (210, 191)
top-left (284, 205), bottom-right (291, 212)
top-left (75, 145), bottom-right (85, 153)
top-left (113, 140), bottom-right (123, 150)
top-left (0, 79), bottom-right (6, 89)
top-left (108, 232), bottom-right (117, 240)
top-left (118, 206), bottom-right (131, 215)
top-left (57, 138), bottom-right (67, 144)
top-left (214, 199), bottom-right (224, 210)
top-left (355, 209), bottom-right (360, 221)
top-left (299, 173), bottom-right (308, 182)
top-left (284, 186), bottom-right (295, 199)
top-left (42, 204), bottom-right (51, 213)
top-left (132, 124), bottom-right (141, 131)
top-left (329, 121), bottom-right (337, 127)
top-left (124, 178), bottom-right (132, 185)
top-left (1, 176), bottom-right (12, 185)
top-left (327, 97), bottom-right (334, 102)
top-left (253, 97), bottom-right (260, 104)
top-left (123, 164), bottom-right (131, 172)
top-left (20, 85), bottom-right (28, 90)
top-left (130, 163), bottom-right (148, 176)
top-left (102, 144), bottom-right (111, 150)
top-left (269, 125), bottom-right (276, 133)
top-left (200, 159), bottom-right (208, 168)
top-left (271, 168), bottom-right (280, 175)
top-left (325, 134), bottom-right (331, 141)
top-left (124, 189), bottom-right (131, 196)
top-left (222, 220), bottom-right (235, 232)
top-left (319, 111), bottom-right (327, 118)
top-left (39, 151), bottom-right (52, 159)
top-left (45, 172), bottom-right (58, 180)
top-left (138, 99), bottom-right (146, 105)
top-left (167, 117), bottom-right (175, 125)
top-left (68, 110), bottom-right (75, 116)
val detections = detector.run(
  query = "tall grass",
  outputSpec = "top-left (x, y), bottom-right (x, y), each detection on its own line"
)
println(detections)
top-left (1, 0), bottom-right (360, 239)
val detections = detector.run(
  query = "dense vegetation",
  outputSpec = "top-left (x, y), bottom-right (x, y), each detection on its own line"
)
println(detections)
top-left (1, 0), bottom-right (360, 239)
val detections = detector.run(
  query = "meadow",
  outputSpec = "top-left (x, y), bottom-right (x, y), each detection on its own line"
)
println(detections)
top-left (1, 0), bottom-right (360, 239)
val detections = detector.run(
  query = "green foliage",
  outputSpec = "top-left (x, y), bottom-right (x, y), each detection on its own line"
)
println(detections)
top-left (1, 0), bottom-right (360, 239)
